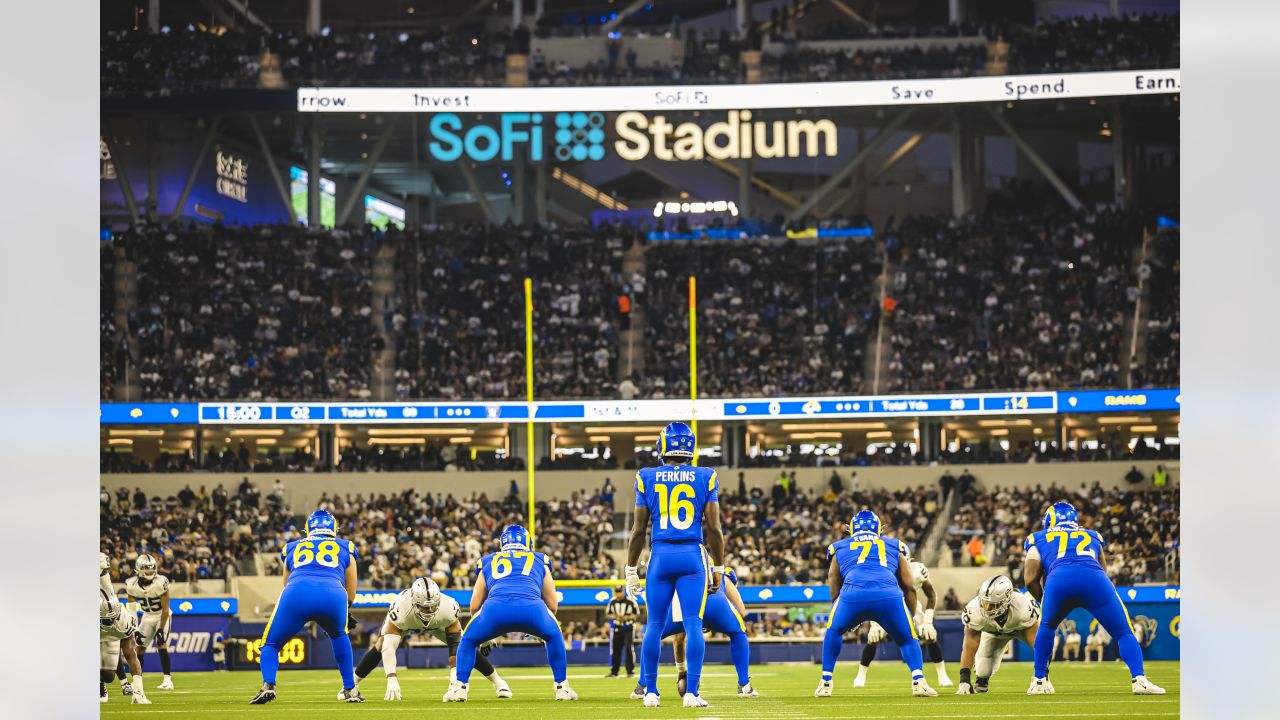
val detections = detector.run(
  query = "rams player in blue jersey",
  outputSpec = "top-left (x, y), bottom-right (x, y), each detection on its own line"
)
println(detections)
top-left (445, 524), bottom-right (578, 702)
top-left (250, 510), bottom-right (363, 704)
top-left (816, 510), bottom-right (937, 698)
top-left (626, 421), bottom-right (727, 708)
top-left (628, 566), bottom-right (757, 700)
top-left (1023, 501), bottom-right (1166, 695)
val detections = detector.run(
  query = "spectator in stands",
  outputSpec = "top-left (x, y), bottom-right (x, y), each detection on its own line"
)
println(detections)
top-left (939, 469), bottom-right (956, 503)
top-left (1125, 465), bottom-right (1145, 485)
top-left (177, 484), bottom-right (195, 507)
top-left (943, 587), bottom-right (961, 611)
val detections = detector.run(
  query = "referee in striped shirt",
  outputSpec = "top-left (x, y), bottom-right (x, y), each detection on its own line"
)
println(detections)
top-left (606, 585), bottom-right (639, 677)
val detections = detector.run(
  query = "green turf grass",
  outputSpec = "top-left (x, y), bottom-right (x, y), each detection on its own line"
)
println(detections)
top-left (102, 660), bottom-right (1178, 719)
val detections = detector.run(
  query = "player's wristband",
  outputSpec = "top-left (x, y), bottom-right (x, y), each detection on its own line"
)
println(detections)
top-left (922, 608), bottom-right (934, 625)
top-left (712, 565), bottom-right (725, 574)
top-left (625, 565), bottom-right (638, 575)
top-left (960, 668), bottom-right (971, 684)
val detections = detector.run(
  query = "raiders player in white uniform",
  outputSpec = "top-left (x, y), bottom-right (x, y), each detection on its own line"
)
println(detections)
top-left (346, 577), bottom-right (512, 701)
top-left (100, 589), bottom-right (151, 704)
top-left (125, 554), bottom-right (175, 689)
top-left (955, 575), bottom-right (1050, 694)
top-left (102, 552), bottom-right (134, 696)
top-left (855, 560), bottom-right (953, 688)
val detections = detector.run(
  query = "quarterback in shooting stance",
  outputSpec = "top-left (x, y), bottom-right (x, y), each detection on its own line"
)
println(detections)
top-left (853, 557), bottom-right (952, 689)
top-left (348, 576), bottom-right (511, 700)
top-left (1024, 501), bottom-right (1165, 695)
top-left (628, 566), bottom-right (758, 700)
top-left (815, 510), bottom-right (937, 698)
top-left (954, 575), bottom-right (1045, 694)
top-left (445, 524), bottom-right (578, 702)
top-left (125, 553), bottom-right (175, 690)
top-left (626, 421), bottom-right (727, 708)
top-left (250, 509), bottom-right (364, 704)
top-left (100, 588), bottom-right (150, 704)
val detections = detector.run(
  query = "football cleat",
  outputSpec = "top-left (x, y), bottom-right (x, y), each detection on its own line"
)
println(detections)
top-left (249, 683), bottom-right (277, 705)
top-left (554, 682), bottom-right (578, 701)
top-left (852, 674), bottom-right (866, 688)
top-left (342, 687), bottom-right (365, 703)
top-left (120, 680), bottom-right (133, 696)
top-left (643, 692), bottom-right (661, 707)
top-left (131, 691), bottom-right (152, 705)
top-left (158, 677), bottom-right (175, 690)
top-left (912, 679), bottom-right (938, 697)
top-left (1132, 676), bottom-right (1166, 695)
top-left (737, 682), bottom-right (759, 698)
top-left (682, 692), bottom-right (709, 708)
top-left (1028, 677), bottom-right (1054, 695)
top-left (936, 673), bottom-right (953, 688)
top-left (975, 676), bottom-right (990, 693)
top-left (442, 680), bottom-right (469, 702)
top-left (494, 677), bottom-right (513, 698)
top-left (336, 688), bottom-right (347, 700)
top-left (630, 682), bottom-right (646, 700)
top-left (100, 683), bottom-right (109, 704)
top-left (814, 680), bottom-right (833, 697)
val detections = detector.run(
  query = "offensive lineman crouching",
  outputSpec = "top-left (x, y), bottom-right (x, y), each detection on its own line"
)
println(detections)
top-left (100, 589), bottom-right (150, 704)
top-left (347, 577), bottom-right (512, 700)
top-left (955, 575), bottom-right (1049, 694)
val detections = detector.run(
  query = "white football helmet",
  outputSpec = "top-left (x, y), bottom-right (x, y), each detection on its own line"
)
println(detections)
top-left (100, 588), bottom-right (121, 626)
top-left (410, 577), bottom-right (442, 623)
top-left (136, 554), bottom-right (158, 580)
top-left (977, 575), bottom-right (1015, 617)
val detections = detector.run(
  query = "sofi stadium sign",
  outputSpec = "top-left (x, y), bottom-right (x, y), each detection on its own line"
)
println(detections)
top-left (424, 110), bottom-right (838, 163)
top-left (297, 70), bottom-right (1179, 114)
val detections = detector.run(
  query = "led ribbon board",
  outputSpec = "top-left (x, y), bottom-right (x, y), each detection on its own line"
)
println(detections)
top-left (297, 70), bottom-right (1180, 114)
top-left (100, 389), bottom-right (1178, 425)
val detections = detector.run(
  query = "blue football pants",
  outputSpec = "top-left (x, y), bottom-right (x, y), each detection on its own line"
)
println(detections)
top-left (641, 544), bottom-right (708, 696)
top-left (821, 591), bottom-right (924, 681)
top-left (456, 600), bottom-right (568, 684)
top-left (261, 581), bottom-right (355, 689)
top-left (1033, 565), bottom-right (1144, 679)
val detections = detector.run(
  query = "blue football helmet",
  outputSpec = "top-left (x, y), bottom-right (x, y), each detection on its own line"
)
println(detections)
top-left (659, 421), bottom-right (696, 459)
top-left (1042, 501), bottom-right (1080, 530)
top-left (307, 509), bottom-right (337, 537)
top-left (850, 510), bottom-right (882, 536)
top-left (500, 524), bottom-right (530, 551)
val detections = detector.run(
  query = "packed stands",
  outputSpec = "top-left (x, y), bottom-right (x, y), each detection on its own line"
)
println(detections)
top-left (99, 479), bottom-right (616, 589)
top-left (643, 237), bottom-right (881, 398)
top-left (943, 481), bottom-right (1179, 584)
top-left (116, 224), bottom-right (378, 401)
top-left (101, 14), bottom-right (1178, 94)
top-left (883, 209), bottom-right (1145, 393)
top-left (1136, 229), bottom-right (1180, 387)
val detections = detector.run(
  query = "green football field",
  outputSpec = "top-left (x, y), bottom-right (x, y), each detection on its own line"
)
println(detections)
top-left (102, 661), bottom-right (1178, 719)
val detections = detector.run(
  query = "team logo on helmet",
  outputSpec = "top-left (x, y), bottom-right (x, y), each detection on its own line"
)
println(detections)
top-left (500, 524), bottom-right (530, 551)
top-left (849, 510), bottom-right (881, 536)
top-left (1042, 501), bottom-right (1079, 531)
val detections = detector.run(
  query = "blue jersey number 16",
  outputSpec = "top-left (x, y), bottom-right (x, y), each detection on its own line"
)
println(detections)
top-left (655, 484), bottom-right (696, 530)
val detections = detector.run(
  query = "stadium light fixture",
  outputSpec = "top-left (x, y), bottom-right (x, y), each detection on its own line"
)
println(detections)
top-left (229, 428), bottom-right (286, 436)
top-left (107, 438), bottom-right (133, 446)
top-left (588, 435), bottom-right (611, 442)
top-left (583, 425), bottom-right (666, 434)
top-left (449, 437), bottom-right (472, 444)
top-left (368, 437), bottom-right (426, 445)
top-left (1130, 425), bottom-right (1159, 433)
top-left (634, 435), bottom-right (659, 442)
top-left (255, 438), bottom-right (277, 445)
top-left (1097, 416), bottom-right (1147, 424)
top-left (367, 428), bottom-right (473, 436)
top-left (107, 429), bottom-right (165, 437)
top-left (866, 431), bottom-right (893, 439)
top-left (989, 429), bottom-right (1010, 436)
top-left (778, 422), bottom-right (887, 430)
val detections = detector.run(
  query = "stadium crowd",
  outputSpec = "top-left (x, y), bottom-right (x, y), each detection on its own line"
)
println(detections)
top-left (643, 237), bottom-right (880, 398)
top-left (882, 209), bottom-right (1145, 392)
top-left (1136, 229), bottom-right (1180, 387)
top-left (117, 223), bottom-right (378, 401)
top-left (99, 478), bottom-right (617, 590)
top-left (101, 14), bottom-right (1178, 94)
top-left (943, 481), bottom-right (1179, 584)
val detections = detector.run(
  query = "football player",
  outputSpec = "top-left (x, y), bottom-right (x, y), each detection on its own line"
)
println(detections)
top-left (1023, 500), bottom-right (1165, 695)
top-left (445, 525), bottom-right (578, 702)
top-left (954, 575), bottom-right (1048, 694)
top-left (815, 510), bottom-right (937, 698)
top-left (100, 589), bottom-right (150, 705)
top-left (626, 422), bottom-right (726, 709)
top-left (348, 576), bottom-right (512, 700)
top-left (125, 553), bottom-right (175, 690)
top-left (853, 558), bottom-right (952, 688)
top-left (101, 552), bottom-right (133, 697)
top-left (249, 510), bottom-right (364, 704)
top-left (628, 566), bottom-right (758, 700)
